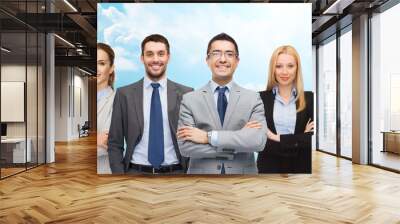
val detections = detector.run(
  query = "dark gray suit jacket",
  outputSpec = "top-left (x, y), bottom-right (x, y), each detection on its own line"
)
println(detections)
top-left (108, 78), bottom-right (193, 174)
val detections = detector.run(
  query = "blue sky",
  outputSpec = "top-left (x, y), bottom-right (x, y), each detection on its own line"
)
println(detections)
top-left (98, 3), bottom-right (312, 91)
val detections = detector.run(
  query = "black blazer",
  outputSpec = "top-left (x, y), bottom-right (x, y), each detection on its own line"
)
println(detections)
top-left (257, 90), bottom-right (313, 173)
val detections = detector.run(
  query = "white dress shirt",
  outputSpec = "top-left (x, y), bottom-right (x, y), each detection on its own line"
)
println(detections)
top-left (131, 76), bottom-right (179, 166)
top-left (208, 80), bottom-right (233, 147)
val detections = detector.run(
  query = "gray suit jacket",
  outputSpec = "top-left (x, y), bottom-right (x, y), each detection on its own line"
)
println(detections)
top-left (178, 81), bottom-right (267, 174)
top-left (108, 78), bottom-right (193, 174)
top-left (97, 88), bottom-right (115, 174)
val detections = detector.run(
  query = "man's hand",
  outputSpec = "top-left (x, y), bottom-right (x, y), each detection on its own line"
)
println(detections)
top-left (97, 131), bottom-right (109, 148)
top-left (267, 128), bottom-right (280, 142)
top-left (177, 126), bottom-right (208, 144)
top-left (244, 121), bottom-right (262, 129)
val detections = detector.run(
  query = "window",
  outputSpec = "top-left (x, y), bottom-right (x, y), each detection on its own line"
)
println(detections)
top-left (317, 37), bottom-right (337, 154)
top-left (340, 29), bottom-right (352, 158)
top-left (370, 2), bottom-right (400, 171)
top-left (0, 1), bottom-right (47, 179)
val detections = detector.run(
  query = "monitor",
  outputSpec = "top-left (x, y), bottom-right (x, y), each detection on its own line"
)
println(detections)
top-left (1, 123), bottom-right (7, 137)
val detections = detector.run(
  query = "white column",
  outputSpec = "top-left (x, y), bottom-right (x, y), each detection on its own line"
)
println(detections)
top-left (352, 14), bottom-right (369, 164)
top-left (46, 32), bottom-right (55, 163)
top-left (45, 0), bottom-right (56, 163)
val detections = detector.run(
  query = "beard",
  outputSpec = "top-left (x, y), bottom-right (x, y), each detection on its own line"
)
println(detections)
top-left (145, 64), bottom-right (167, 80)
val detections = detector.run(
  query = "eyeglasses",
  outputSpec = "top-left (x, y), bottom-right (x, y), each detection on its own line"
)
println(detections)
top-left (207, 51), bottom-right (238, 60)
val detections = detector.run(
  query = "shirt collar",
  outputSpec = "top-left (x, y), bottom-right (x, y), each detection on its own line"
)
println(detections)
top-left (272, 86), bottom-right (297, 97)
top-left (210, 79), bottom-right (233, 93)
top-left (144, 75), bottom-right (167, 89)
top-left (273, 86), bottom-right (297, 104)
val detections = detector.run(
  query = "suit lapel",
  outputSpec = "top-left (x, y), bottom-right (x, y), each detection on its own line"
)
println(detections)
top-left (202, 84), bottom-right (222, 129)
top-left (133, 79), bottom-right (144, 134)
top-left (223, 83), bottom-right (240, 128)
top-left (167, 80), bottom-right (178, 128)
top-left (167, 79), bottom-right (182, 160)
top-left (267, 91), bottom-right (277, 134)
top-left (294, 100), bottom-right (304, 134)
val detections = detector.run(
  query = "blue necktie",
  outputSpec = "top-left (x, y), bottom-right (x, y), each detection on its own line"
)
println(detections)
top-left (148, 83), bottom-right (164, 168)
top-left (217, 86), bottom-right (228, 125)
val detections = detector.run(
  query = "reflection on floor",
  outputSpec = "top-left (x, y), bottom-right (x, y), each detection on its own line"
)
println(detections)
top-left (373, 150), bottom-right (400, 171)
top-left (0, 167), bottom-right (25, 178)
top-left (0, 162), bottom-right (42, 178)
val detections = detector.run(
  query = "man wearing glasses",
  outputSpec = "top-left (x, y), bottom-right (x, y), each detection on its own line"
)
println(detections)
top-left (177, 33), bottom-right (267, 174)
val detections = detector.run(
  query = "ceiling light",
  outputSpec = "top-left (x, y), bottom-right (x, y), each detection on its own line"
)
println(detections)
top-left (76, 48), bottom-right (85, 55)
top-left (1, 47), bottom-right (11, 53)
top-left (323, 0), bottom-right (355, 15)
top-left (78, 67), bottom-right (93, 76)
top-left (63, 0), bottom-right (78, 12)
top-left (54, 34), bottom-right (75, 48)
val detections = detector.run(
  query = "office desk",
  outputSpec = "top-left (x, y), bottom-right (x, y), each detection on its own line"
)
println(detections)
top-left (381, 131), bottom-right (400, 154)
top-left (1, 138), bottom-right (31, 163)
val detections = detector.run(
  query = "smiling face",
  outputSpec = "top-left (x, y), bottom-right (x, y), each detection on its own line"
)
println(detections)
top-left (206, 40), bottom-right (239, 85)
top-left (141, 41), bottom-right (170, 81)
top-left (97, 48), bottom-right (114, 88)
top-left (274, 53), bottom-right (297, 88)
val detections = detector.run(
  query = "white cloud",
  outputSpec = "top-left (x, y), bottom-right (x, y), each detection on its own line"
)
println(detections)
top-left (101, 6), bottom-right (125, 22)
top-left (115, 56), bottom-right (137, 71)
top-left (99, 4), bottom-right (310, 51)
top-left (242, 83), bottom-right (266, 92)
top-left (113, 46), bottom-right (139, 71)
top-left (98, 3), bottom-right (311, 87)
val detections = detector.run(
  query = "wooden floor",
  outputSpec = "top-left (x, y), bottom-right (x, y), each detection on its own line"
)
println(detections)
top-left (0, 135), bottom-right (400, 223)
top-left (373, 151), bottom-right (400, 171)
top-left (1, 167), bottom-right (26, 178)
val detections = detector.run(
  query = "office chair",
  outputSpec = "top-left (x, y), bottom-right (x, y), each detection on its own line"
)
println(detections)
top-left (79, 121), bottom-right (90, 138)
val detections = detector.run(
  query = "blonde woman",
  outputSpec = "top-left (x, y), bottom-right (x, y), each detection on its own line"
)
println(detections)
top-left (257, 45), bottom-right (314, 173)
top-left (97, 43), bottom-right (116, 174)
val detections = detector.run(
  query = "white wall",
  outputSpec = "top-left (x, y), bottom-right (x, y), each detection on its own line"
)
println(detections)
top-left (54, 67), bottom-right (89, 141)
top-left (55, 66), bottom-right (69, 141)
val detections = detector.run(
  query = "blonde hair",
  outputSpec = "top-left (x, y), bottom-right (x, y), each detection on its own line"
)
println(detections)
top-left (266, 45), bottom-right (306, 112)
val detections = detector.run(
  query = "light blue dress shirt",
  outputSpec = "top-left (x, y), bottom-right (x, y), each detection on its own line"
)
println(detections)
top-left (131, 76), bottom-right (179, 166)
top-left (272, 86), bottom-right (297, 135)
top-left (208, 80), bottom-right (233, 147)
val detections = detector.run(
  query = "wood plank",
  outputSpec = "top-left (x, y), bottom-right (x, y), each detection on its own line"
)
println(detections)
top-left (0, 135), bottom-right (399, 223)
